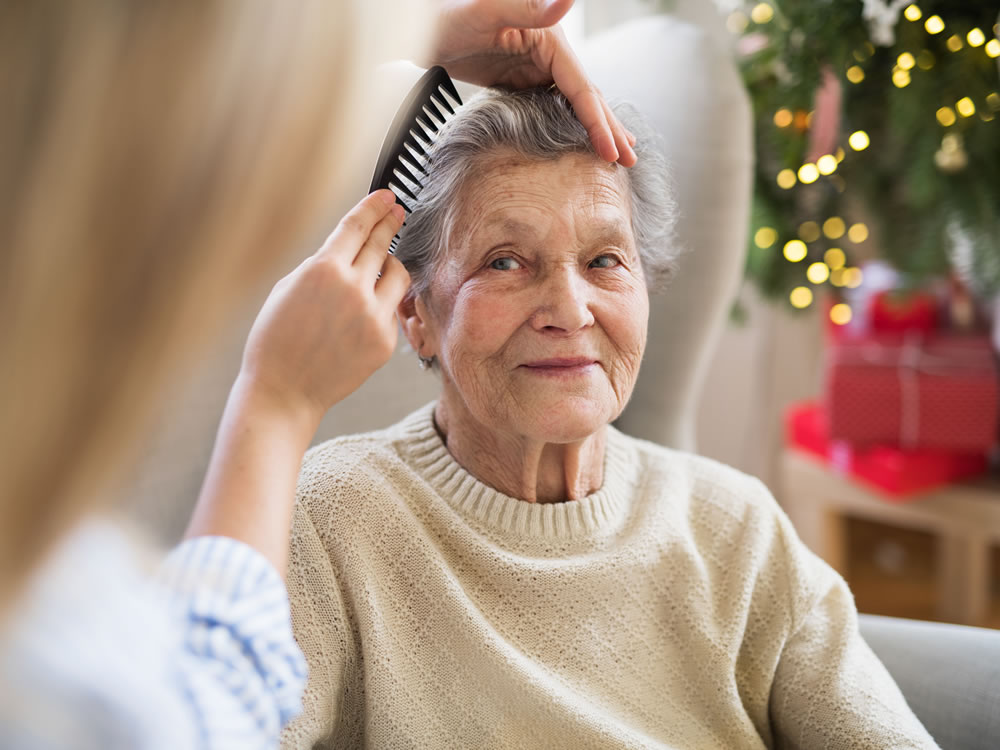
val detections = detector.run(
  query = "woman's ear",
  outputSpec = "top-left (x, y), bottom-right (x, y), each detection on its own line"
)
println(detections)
top-left (397, 292), bottom-right (435, 358)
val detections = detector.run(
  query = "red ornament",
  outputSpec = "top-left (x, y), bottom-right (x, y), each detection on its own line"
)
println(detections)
top-left (870, 289), bottom-right (938, 334)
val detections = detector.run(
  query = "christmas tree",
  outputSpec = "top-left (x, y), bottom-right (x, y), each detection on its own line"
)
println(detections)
top-left (733, 1), bottom-right (1000, 316)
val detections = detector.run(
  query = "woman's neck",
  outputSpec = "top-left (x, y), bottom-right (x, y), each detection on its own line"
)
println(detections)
top-left (433, 398), bottom-right (606, 504)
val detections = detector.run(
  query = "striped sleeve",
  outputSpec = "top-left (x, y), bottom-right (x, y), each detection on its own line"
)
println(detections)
top-left (157, 536), bottom-right (308, 748)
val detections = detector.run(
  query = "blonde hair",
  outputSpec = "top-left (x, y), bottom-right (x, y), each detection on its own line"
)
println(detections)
top-left (0, 1), bottom-right (375, 612)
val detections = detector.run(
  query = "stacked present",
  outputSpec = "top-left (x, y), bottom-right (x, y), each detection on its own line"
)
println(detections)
top-left (786, 276), bottom-right (1000, 501)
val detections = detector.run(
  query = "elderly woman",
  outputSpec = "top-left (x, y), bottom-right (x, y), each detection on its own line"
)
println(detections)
top-left (280, 89), bottom-right (937, 749)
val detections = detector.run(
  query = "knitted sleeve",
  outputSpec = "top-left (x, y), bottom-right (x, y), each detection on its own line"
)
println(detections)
top-left (279, 501), bottom-right (352, 750)
top-left (768, 520), bottom-right (940, 749)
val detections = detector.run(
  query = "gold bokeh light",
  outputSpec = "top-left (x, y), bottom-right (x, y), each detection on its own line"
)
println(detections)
top-left (783, 240), bottom-right (808, 263)
top-left (830, 303), bottom-right (853, 325)
top-left (754, 227), bottom-right (778, 248)
top-left (956, 97), bottom-right (976, 117)
top-left (823, 217), bottom-right (846, 239)
top-left (807, 262), bottom-right (830, 284)
top-left (848, 131), bottom-right (870, 150)
top-left (848, 223), bottom-right (869, 243)
top-left (790, 287), bottom-right (813, 309)
top-left (797, 163), bottom-right (819, 184)
top-left (777, 169), bottom-right (797, 189)
top-left (924, 15), bottom-right (944, 34)
top-left (936, 106), bottom-right (956, 126)
top-left (824, 248), bottom-right (846, 270)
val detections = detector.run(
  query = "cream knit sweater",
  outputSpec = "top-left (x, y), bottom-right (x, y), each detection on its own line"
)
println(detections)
top-left (281, 404), bottom-right (938, 749)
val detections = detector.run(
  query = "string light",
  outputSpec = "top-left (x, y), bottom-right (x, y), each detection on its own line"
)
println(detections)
top-left (823, 217), bottom-right (846, 239)
top-left (754, 227), bottom-right (778, 248)
top-left (987, 92), bottom-right (1000, 110)
top-left (783, 240), bottom-right (807, 262)
top-left (924, 15), bottom-right (944, 34)
top-left (797, 163), bottom-right (819, 183)
top-left (789, 287), bottom-right (813, 308)
top-left (843, 267), bottom-right (864, 288)
top-left (916, 50), bottom-right (935, 69)
top-left (892, 68), bottom-right (911, 88)
top-left (824, 248), bottom-right (846, 269)
top-left (830, 303), bottom-right (853, 325)
top-left (986, 40), bottom-right (1000, 58)
top-left (967, 28), bottom-right (986, 47)
top-left (726, 11), bottom-right (749, 34)
top-left (983, 110), bottom-right (995, 122)
top-left (956, 97), bottom-right (976, 117)
top-left (897, 52), bottom-right (915, 70)
top-left (848, 223), bottom-right (869, 243)
top-left (773, 108), bottom-right (793, 127)
top-left (936, 106), bottom-right (956, 126)
top-left (798, 221), bottom-right (820, 242)
top-left (848, 131), bottom-right (869, 150)
top-left (835, 147), bottom-right (846, 162)
top-left (946, 35), bottom-right (963, 52)
top-left (817, 154), bottom-right (838, 174)
top-left (807, 262), bottom-right (831, 284)
top-left (830, 268), bottom-right (847, 287)
top-left (776, 169), bottom-right (797, 189)
top-left (846, 65), bottom-right (865, 84)
top-left (903, 4), bottom-right (922, 22)
top-left (750, 3), bottom-right (774, 24)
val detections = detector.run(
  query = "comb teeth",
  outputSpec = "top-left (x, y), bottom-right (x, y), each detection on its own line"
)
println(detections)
top-left (432, 89), bottom-right (455, 116)
top-left (369, 67), bottom-right (464, 246)
top-left (400, 148), bottom-right (425, 176)
top-left (424, 100), bottom-right (445, 124)
top-left (415, 111), bottom-right (438, 134)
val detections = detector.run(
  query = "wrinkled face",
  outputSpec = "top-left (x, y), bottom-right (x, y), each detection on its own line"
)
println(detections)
top-left (421, 153), bottom-right (649, 443)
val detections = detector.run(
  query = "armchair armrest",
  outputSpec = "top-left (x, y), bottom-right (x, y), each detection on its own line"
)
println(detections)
top-left (859, 614), bottom-right (1000, 750)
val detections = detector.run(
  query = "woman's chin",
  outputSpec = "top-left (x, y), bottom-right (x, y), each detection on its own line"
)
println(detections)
top-left (517, 397), bottom-right (613, 443)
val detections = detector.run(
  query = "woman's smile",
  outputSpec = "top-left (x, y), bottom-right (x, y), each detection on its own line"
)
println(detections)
top-left (518, 357), bottom-right (599, 377)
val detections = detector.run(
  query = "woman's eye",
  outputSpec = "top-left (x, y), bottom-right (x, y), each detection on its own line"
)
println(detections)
top-left (589, 254), bottom-right (621, 269)
top-left (489, 257), bottom-right (522, 271)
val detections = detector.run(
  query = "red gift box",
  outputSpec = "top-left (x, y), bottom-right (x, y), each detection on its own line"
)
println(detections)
top-left (785, 401), bottom-right (989, 500)
top-left (824, 333), bottom-right (999, 452)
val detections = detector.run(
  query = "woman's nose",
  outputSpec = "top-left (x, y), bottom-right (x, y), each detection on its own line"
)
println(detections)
top-left (529, 267), bottom-right (595, 333)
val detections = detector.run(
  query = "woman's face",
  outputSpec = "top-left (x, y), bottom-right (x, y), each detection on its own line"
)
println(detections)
top-left (417, 153), bottom-right (649, 444)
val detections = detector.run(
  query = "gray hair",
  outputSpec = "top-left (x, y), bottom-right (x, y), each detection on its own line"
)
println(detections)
top-left (393, 86), bottom-right (679, 300)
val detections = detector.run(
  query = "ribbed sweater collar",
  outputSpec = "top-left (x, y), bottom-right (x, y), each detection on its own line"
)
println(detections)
top-left (395, 403), bottom-right (638, 540)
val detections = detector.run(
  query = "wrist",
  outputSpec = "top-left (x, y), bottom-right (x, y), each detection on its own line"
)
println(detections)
top-left (229, 372), bottom-right (323, 451)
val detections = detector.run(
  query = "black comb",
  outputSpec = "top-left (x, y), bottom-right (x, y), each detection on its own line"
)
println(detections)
top-left (368, 66), bottom-right (462, 252)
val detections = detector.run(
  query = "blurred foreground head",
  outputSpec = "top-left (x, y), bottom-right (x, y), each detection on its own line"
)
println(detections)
top-left (0, 1), bottom-right (395, 614)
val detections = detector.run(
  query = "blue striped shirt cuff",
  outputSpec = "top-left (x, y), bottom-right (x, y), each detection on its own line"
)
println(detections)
top-left (157, 537), bottom-right (307, 731)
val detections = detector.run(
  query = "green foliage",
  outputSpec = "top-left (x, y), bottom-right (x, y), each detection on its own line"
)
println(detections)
top-left (738, 1), bottom-right (1000, 308)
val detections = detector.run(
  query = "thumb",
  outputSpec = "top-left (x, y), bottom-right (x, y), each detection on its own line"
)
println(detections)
top-left (492, 0), bottom-right (575, 29)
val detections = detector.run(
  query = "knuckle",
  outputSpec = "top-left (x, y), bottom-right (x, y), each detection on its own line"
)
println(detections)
top-left (340, 214), bottom-right (367, 236)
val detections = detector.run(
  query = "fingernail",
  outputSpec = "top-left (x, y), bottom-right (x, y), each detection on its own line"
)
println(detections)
top-left (378, 189), bottom-right (397, 205)
top-left (598, 134), bottom-right (618, 162)
top-left (391, 203), bottom-right (405, 221)
top-left (627, 130), bottom-right (637, 146)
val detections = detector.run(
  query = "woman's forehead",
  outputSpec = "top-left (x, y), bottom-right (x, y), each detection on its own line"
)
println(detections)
top-left (454, 154), bottom-right (632, 239)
